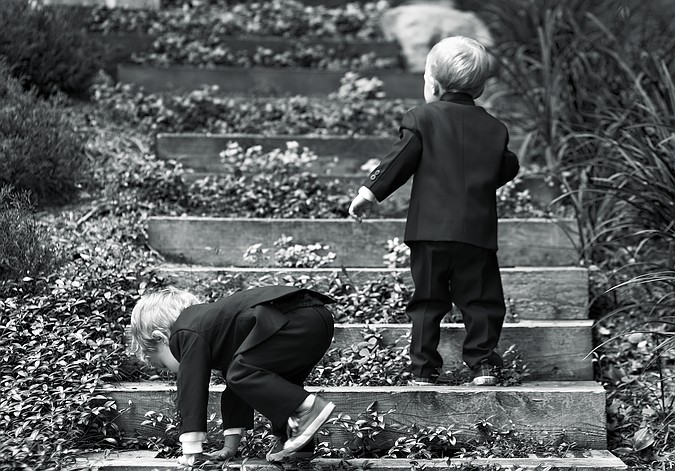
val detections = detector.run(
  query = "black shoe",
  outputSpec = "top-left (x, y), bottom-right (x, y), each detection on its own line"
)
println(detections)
top-left (469, 362), bottom-right (498, 386)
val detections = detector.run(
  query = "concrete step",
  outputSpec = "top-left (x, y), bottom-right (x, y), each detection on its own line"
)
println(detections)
top-left (147, 217), bottom-right (580, 267)
top-left (97, 381), bottom-right (608, 449)
top-left (75, 450), bottom-right (627, 471)
top-left (158, 265), bottom-right (589, 320)
top-left (117, 64), bottom-right (421, 97)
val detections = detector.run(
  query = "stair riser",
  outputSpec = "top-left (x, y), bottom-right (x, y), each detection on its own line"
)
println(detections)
top-left (44, 0), bottom-right (158, 6)
top-left (117, 64), bottom-right (422, 97)
top-left (98, 383), bottom-right (607, 450)
top-left (122, 322), bottom-right (593, 381)
top-left (147, 218), bottom-right (579, 267)
top-left (159, 266), bottom-right (588, 320)
top-left (157, 133), bottom-right (531, 177)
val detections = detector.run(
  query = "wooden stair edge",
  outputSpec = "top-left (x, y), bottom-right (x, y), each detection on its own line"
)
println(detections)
top-left (100, 380), bottom-right (605, 393)
top-left (73, 450), bottom-right (627, 471)
top-left (156, 264), bottom-right (588, 274)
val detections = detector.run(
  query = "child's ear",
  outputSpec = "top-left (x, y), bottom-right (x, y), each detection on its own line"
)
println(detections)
top-left (151, 330), bottom-right (169, 344)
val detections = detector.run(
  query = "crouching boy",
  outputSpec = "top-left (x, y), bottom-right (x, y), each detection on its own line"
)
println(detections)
top-left (129, 285), bottom-right (337, 466)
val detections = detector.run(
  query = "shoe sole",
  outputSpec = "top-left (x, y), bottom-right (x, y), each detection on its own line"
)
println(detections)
top-left (472, 375), bottom-right (498, 386)
top-left (283, 401), bottom-right (335, 453)
top-left (266, 449), bottom-right (314, 463)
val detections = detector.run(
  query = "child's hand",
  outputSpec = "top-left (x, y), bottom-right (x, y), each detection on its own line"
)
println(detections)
top-left (203, 433), bottom-right (240, 461)
top-left (349, 194), bottom-right (373, 223)
top-left (176, 453), bottom-right (201, 469)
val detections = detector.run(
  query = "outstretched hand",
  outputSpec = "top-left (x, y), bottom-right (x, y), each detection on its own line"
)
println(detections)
top-left (203, 445), bottom-right (237, 461)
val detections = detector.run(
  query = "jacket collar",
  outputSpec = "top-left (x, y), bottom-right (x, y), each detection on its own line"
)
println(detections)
top-left (440, 91), bottom-right (475, 105)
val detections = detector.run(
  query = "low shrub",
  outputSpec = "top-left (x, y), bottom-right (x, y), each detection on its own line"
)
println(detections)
top-left (0, 187), bottom-right (62, 281)
top-left (0, 0), bottom-right (102, 98)
top-left (131, 34), bottom-right (401, 70)
top-left (0, 65), bottom-right (87, 206)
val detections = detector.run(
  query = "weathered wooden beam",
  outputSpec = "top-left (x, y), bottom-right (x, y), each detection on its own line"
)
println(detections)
top-left (117, 64), bottom-right (422, 98)
top-left (97, 382), bottom-right (608, 449)
top-left (156, 133), bottom-right (397, 174)
top-left (158, 265), bottom-right (589, 320)
top-left (147, 217), bottom-right (580, 267)
top-left (121, 320), bottom-right (593, 380)
top-left (44, 0), bottom-right (159, 8)
top-left (75, 450), bottom-right (627, 471)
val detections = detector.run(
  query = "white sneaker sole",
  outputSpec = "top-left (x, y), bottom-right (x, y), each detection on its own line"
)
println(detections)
top-left (472, 375), bottom-right (498, 386)
top-left (283, 401), bottom-right (335, 453)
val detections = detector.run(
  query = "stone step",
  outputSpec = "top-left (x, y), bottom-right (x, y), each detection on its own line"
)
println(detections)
top-left (117, 64), bottom-right (421, 97)
top-left (122, 320), bottom-right (593, 380)
top-left (147, 217), bottom-right (580, 267)
top-left (75, 450), bottom-right (627, 471)
top-left (97, 381), bottom-right (608, 449)
top-left (158, 265), bottom-right (589, 320)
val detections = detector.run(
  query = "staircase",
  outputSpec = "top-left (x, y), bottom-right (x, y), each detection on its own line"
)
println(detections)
top-left (75, 1), bottom-right (626, 469)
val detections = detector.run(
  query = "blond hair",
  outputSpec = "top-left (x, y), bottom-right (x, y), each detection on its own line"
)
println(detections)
top-left (426, 36), bottom-right (493, 98)
top-left (128, 287), bottom-right (200, 361)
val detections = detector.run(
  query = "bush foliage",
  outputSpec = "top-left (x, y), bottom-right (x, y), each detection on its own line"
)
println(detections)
top-left (0, 64), bottom-right (87, 206)
top-left (0, 187), bottom-right (62, 281)
top-left (0, 0), bottom-right (102, 98)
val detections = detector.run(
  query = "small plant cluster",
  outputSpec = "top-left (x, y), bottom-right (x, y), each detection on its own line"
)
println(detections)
top-left (0, 188), bottom-right (62, 281)
top-left (131, 34), bottom-right (401, 70)
top-left (92, 81), bottom-right (412, 135)
top-left (86, 0), bottom-right (389, 40)
top-left (0, 0), bottom-right (101, 98)
top-left (0, 63), bottom-right (88, 207)
top-left (244, 235), bottom-right (337, 269)
top-left (178, 142), bottom-right (351, 219)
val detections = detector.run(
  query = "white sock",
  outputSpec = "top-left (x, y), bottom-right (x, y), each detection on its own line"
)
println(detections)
top-left (296, 395), bottom-right (315, 415)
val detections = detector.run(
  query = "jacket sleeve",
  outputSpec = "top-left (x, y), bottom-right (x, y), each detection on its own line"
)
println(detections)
top-left (171, 330), bottom-right (212, 434)
top-left (497, 132), bottom-right (520, 188)
top-left (363, 110), bottom-right (423, 202)
top-left (219, 379), bottom-right (254, 430)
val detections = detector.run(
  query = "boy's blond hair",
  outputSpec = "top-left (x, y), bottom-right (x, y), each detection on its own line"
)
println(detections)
top-left (426, 36), bottom-right (493, 98)
top-left (128, 287), bottom-right (200, 360)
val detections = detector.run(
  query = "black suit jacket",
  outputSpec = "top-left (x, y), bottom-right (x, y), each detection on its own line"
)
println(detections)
top-left (168, 285), bottom-right (334, 433)
top-left (363, 92), bottom-right (519, 250)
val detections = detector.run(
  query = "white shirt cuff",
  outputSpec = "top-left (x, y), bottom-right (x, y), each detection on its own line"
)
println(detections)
top-left (358, 186), bottom-right (377, 202)
top-left (223, 427), bottom-right (245, 436)
top-left (179, 432), bottom-right (206, 454)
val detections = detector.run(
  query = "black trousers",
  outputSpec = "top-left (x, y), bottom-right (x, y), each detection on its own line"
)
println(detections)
top-left (406, 241), bottom-right (506, 376)
top-left (225, 305), bottom-right (334, 437)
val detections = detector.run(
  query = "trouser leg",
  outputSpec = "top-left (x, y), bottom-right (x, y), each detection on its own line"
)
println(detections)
top-left (449, 244), bottom-right (506, 369)
top-left (226, 306), bottom-right (334, 434)
top-left (406, 241), bottom-right (454, 378)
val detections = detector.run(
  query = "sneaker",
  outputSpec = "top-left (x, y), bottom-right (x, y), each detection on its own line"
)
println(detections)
top-left (470, 362), bottom-right (498, 386)
top-left (409, 373), bottom-right (452, 386)
top-left (266, 436), bottom-right (315, 462)
top-left (283, 396), bottom-right (335, 453)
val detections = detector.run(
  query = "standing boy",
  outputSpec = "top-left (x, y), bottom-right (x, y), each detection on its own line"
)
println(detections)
top-left (129, 285), bottom-right (336, 466)
top-left (349, 36), bottom-right (519, 386)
